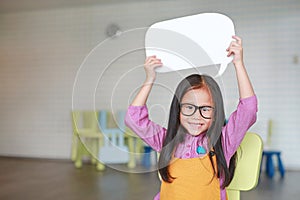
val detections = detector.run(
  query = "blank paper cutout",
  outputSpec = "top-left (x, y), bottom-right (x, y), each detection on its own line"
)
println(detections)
top-left (145, 13), bottom-right (235, 76)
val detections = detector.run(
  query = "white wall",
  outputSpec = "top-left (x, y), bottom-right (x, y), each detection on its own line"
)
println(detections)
top-left (0, 0), bottom-right (299, 169)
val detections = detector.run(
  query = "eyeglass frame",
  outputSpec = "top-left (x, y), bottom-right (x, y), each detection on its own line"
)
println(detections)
top-left (180, 103), bottom-right (214, 119)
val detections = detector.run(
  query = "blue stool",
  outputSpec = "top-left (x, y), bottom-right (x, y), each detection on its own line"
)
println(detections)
top-left (142, 146), bottom-right (153, 169)
top-left (263, 150), bottom-right (285, 178)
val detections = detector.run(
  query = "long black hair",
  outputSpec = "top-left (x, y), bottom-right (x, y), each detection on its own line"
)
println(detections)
top-left (158, 74), bottom-right (236, 188)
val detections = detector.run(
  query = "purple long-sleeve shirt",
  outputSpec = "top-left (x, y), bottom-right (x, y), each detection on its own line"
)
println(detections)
top-left (125, 95), bottom-right (258, 200)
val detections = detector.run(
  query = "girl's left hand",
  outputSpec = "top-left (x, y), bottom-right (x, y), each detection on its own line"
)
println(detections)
top-left (226, 35), bottom-right (243, 65)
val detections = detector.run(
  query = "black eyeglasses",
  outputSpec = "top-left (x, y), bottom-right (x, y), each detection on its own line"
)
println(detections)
top-left (180, 103), bottom-right (214, 119)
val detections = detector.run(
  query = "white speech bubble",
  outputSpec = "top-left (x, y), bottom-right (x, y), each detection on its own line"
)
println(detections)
top-left (145, 13), bottom-right (235, 77)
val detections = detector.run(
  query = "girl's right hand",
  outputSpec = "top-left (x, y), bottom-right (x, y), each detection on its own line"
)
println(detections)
top-left (144, 56), bottom-right (162, 82)
top-left (130, 56), bottom-right (162, 106)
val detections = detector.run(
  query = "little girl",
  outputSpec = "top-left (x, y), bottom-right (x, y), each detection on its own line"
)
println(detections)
top-left (125, 36), bottom-right (257, 200)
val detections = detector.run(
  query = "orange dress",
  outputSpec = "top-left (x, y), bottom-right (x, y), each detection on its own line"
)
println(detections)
top-left (160, 153), bottom-right (222, 200)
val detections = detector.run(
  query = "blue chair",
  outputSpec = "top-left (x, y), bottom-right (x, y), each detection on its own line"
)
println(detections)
top-left (98, 110), bottom-right (129, 164)
top-left (141, 146), bottom-right (155, 169)
top-left (263, 150), bottom-right (285, 178)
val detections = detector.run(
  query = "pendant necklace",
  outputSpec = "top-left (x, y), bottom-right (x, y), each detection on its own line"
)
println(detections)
top-left (196, 135), bottom-right (207, 155)
top-left (196, 146), bottom-right (206, 154)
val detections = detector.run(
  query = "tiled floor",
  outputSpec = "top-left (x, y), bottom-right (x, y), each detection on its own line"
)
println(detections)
top-left (0, 157), bottom-right (298, 200)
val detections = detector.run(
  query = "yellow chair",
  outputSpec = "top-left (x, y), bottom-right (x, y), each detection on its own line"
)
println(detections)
top-left (117, 109), bottom-right (145, 168)
top-left (262, 119), bottom-right (285, 178)
top-left (226, 132), bottom-right (263, 200)
top-left (71, 110), bottom-right (105, 170)
top-left (124, 127), bottom-right (145, 168)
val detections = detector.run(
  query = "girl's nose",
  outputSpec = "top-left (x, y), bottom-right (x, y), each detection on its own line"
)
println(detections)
top-left (193, 108), bottom-right (202, 119)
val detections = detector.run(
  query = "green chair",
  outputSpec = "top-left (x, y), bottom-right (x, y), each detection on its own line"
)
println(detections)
top-left (123, 124), bottom-right (145, 168)
top-left (71, 110), bottom-right (105, 170)
top-left (226, 132), bottom-right (263, 200)
top-left (118, 110), bottom-right (148, 168)
top-left (262, 119), bottom-right (285, 178)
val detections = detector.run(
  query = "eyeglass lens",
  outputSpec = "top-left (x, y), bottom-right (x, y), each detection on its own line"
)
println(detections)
top-left (180, 103), bottom-right (213, 119)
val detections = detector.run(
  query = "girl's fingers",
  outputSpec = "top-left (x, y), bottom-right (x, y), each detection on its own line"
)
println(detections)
top-left (227, 46), bottom-right (242, 57)
top-left (230, 42), bottom-right (240, 48)
top-left (227, 36), bottom-right (242, 51)
top-left (146, 56), bottom-right (161, 65)
top-left (227, 39), bottom-right (242, 54)
top-left (227, 50), bottom-right (233, 57)
top-left (145, 55), bottom-right (157, 63)
top-left (148, 59), bottom-right (161, 65)
top-left (229, 40), bottom-right (242, 48)
top-left (146, 56), bottom-right (159, 62)
top-left (232, 35), bottom-right (242, 45)
top-left (145, 56), bottom-right (162, 69)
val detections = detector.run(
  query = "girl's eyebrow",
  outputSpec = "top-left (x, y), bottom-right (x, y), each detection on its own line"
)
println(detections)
top-left (181, 102), bottom-right (213, 106)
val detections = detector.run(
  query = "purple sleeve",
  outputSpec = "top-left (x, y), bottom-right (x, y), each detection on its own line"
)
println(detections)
top-left (124, 105), bottom-right (167, 152)
top-left (222, 95), bottom-right (258, 165)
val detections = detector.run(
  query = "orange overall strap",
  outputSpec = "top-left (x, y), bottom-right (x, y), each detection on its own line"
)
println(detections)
top-left (160, 154), bottom-right (220, 200)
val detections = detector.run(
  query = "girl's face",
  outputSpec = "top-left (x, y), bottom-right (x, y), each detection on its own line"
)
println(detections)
top-left (180, 87), bottom-right (214, 136)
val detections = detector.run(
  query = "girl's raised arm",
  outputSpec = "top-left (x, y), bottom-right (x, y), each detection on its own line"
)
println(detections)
top-left (131, 56), bottom-right (162, 106)
top-left (226, 36), bottom-right (255, 99)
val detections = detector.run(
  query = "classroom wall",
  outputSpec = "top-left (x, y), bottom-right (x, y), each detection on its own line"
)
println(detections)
top-left (0, 0), bottom-right (299, 169)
